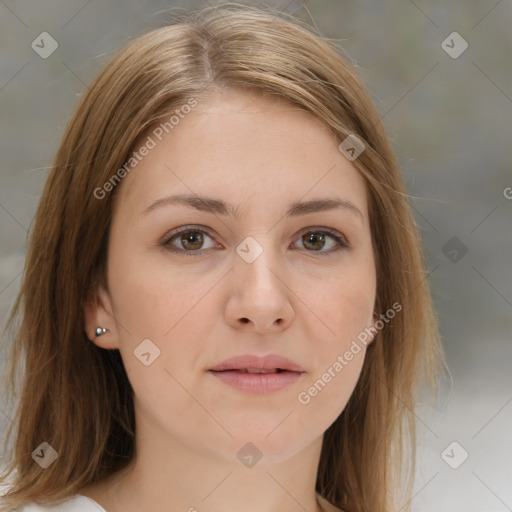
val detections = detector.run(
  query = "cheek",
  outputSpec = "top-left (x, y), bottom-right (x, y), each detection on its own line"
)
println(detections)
top-left (108, 263), bottom-right (213, 419)
top-left (109, 251), bottom-right (214, 339)
top-left (295, 344), bottom-right (366, 434)
top-left (295, 263), bottom-right (375, 419)
top-left (303, 260), bottom-right (376, 346)
top-left (108, 256), bottom-right (223, 399)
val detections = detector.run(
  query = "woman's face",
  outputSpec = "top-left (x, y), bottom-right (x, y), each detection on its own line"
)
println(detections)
top-left (89, 90), bottom-right (377, 464)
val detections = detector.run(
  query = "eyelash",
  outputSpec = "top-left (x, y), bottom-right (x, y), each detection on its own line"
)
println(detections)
top-left (161, 225), bottom-right (350, 258)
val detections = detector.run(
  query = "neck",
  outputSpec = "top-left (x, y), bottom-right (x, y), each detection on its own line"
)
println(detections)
top-left (96, 409), bottom-right (326, 512)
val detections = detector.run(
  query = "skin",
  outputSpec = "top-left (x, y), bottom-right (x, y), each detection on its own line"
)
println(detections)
top-left (82, 90), bottom-right (377, 512)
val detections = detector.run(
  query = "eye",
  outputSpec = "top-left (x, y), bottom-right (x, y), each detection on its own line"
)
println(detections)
top-left (161, 226), bottom-right (349, 257)
top-left (162, 226), bottom-right (218, 257)
top-left (291, 228), bottom-right (349, 256)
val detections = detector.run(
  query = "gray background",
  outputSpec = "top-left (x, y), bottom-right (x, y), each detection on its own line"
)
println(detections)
top-left (1, 1), bottom-right (511, 511)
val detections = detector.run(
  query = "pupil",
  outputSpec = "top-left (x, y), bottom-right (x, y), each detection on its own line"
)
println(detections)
top-left (304, 233), bottom-right (324, 251)
top-left (182, 232), bottom-right (203, 250)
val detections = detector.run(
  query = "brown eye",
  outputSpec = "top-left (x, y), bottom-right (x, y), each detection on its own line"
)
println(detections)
top-left (178, 231), bottom-right (204, 251)
top-left (302, 232), bottom-right (327, 251)
top-left (162, 226), bottom-right (348, 258)
top-left (293, 229), bottom-right (348, 255)
top-left (162, 227), bottom-right (218, 256)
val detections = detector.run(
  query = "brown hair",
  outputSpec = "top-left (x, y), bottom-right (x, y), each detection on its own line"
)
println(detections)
top-left (0, 3), bottom-right (444, 511)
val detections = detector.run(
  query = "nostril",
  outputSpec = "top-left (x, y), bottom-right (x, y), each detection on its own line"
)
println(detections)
top-left (241, 318), bottom-right (250, 323)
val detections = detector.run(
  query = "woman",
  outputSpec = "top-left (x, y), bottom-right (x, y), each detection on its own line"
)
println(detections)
top-left (0, 3), bottom-right (444, 512)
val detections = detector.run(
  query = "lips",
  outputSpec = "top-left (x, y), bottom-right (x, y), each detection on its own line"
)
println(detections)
top-left (238, 368), bottom-right (280, 374)
top-left (208, 354), bottom-right (305, 373)
top-left (208, 354), bottom-right (305, 394)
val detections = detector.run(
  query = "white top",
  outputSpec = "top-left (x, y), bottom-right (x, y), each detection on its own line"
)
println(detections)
top-left (0, 480), bottom-right (106, 512)
top-left (2, 486), bottom-right (337, 512)
top-left (9, 495), bottom-right (338, 512)
top-left (13, 495), bottom-right (106, 511)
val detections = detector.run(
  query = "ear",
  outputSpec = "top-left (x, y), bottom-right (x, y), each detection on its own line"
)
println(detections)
top-left (366, 313), bottom-right (379, 345)
top-left (84, 285), bottom-right (120, 350)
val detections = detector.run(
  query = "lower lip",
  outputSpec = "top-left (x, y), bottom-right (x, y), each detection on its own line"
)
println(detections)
top-left (208, 370), bottom-right (303, 394)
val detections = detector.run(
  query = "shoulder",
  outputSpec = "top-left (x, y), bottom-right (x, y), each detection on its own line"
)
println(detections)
top-left (1, 491), bottom-right (106, 512)
top-left (0, 474), bottom-right (102, 511)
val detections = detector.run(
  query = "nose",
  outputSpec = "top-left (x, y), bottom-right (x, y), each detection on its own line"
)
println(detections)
top-left (225, 244), bottom-right (295, 333)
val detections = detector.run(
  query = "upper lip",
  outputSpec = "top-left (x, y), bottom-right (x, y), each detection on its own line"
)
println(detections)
top-left (209, 354), bottom-right (305, 372)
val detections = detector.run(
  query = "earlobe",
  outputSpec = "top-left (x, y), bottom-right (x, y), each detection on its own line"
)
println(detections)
top-left (83, 287), bottom-right (120, 350)
top-left (367, 314), bottom-right (379, 345)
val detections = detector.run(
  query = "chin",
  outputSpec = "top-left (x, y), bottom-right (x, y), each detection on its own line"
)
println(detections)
top-left (224, 429), bottom-right (314, 466)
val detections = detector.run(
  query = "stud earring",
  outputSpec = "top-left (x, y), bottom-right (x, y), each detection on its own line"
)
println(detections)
top-left (95, 327), bottom-right (109, 337)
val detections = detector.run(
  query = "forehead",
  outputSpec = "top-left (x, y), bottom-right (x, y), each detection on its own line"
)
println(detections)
top-left (113, 90), bottom-right (368, 221)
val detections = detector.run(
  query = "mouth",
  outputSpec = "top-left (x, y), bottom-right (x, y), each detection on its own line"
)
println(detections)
top-left (207, 355), bottom-right (305, 394)
top-left (208, 369), bottom-right (303, 394)
top-left (211, 368), bottom-right (291, 374)
top-left (208, 354), bottom-right (305, 373)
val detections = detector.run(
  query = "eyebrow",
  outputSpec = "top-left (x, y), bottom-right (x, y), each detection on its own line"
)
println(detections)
top-left (142, 194), bottom-right (363, 221)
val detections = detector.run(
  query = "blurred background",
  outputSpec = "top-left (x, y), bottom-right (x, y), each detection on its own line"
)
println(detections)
top-left (0, 1), bottom-right (510, 510)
